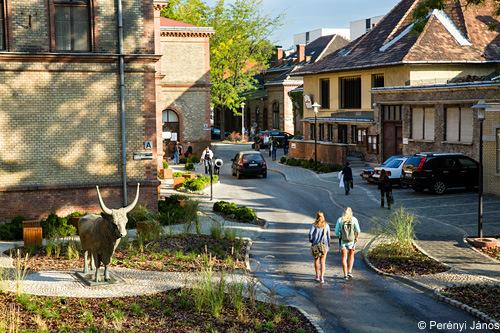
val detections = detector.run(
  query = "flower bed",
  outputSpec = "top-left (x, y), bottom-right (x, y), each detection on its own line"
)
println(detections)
top-left (441, 284), bottom-right (500, 322)
top-left (213, 201), bottom-right (264, 226)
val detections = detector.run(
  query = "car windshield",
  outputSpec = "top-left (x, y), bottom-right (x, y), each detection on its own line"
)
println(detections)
top-left (405, 156), bottom-right (422, 167)
top-left (243, 154), bottom-right (263, 161)
top-left (385, 159), bottom-right (404, 168)
top-left (381, 156), bottom-right (397, 166)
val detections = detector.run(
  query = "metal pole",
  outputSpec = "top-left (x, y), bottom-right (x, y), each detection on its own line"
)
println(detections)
top-left (478, 119), bottom-right (484, 238)
top-left (314, 113), bottom-right (317, 164)
top-left (209, 160), bottom-right (213, 201)
top-left (241, 105), bottom-right (245, 141)
top-left (117, 0), bottom-right (128, 206)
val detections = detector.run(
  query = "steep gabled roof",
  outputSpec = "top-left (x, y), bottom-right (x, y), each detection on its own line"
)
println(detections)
top-left (293, 0), bottom-right (499, 76)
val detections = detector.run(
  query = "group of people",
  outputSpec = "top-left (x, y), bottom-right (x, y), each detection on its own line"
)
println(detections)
top-left (308, 207), bottom-right (360, 283)
top-left (253, 135), bottom-right (289, 161)
top-left (171, 141), bottom-right (193, 165)
top-left (338, 162), bottom-right (394, 209)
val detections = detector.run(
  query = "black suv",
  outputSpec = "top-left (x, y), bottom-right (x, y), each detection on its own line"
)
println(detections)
top-left (231, 151), bottom-right (267, 179)
top-left (401, 153), bottom-right (478, 194)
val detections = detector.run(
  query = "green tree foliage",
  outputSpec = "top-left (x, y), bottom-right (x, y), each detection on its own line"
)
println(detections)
top-left (412, 0), bottom-right (499, 31)
top-left (162, 0), bottom-right (281, 114)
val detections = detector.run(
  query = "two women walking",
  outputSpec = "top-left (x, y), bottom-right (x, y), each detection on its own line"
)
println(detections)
top-left (309, 208), bottom-right (360, 283)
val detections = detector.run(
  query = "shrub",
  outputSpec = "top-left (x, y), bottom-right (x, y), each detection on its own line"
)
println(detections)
top-left (212, 201), bottom-right (257, 222)
top-left (235, 207), bottom-right (257, 222)
top-left (382, 207), bottom-right (417, 255)
top-left (137, 220), bottom-right (163, 242)
top-left (228, 131), bottom-right (242, 142)
top-left (0, 216), bottom-right (24, 241)
top-left (282, 157), bottom-right (341, 173)
top-left (173, 172), bottom-right (184, 178)
top-left (162, 160), bottom-right (169, 170)
top-left (182, 175), bottom-right (218, 192)
top-left (280, 156), bottom-right (287, 164)
top-left (187, 156), bottom-right (200, 164)
top-left (41, 213), bottom-right (77, 239)
top-left (127, 205), bottom-right (156, 229)
top-left (185, 162), bottom-right (194, 171)
top-left (157, 199), bottom-right (199, 227)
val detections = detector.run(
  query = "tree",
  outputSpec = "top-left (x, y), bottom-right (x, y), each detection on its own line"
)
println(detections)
top-left (162, 0), bottom-right (281, 117)
top-left (412, 0), bottom-right (499, 31)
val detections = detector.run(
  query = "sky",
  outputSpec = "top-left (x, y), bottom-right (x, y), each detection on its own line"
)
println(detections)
top-left (205, 0), bottom-right (400, 48)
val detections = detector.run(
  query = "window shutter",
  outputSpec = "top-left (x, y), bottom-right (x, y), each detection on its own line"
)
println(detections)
top-left (460, 108), bottom-right (473, 143)
top-left (412, 108), bottom-right (423, 140)
top-left (446, 107), bottom-right (460, 142)
top-left (424, 108), bottom-right (435, 141)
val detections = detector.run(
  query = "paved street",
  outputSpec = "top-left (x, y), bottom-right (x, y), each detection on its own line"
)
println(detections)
top-left (207, 143), bottom-right (499, 333)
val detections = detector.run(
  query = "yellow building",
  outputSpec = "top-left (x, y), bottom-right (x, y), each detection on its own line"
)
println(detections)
top-left (291, 0), bottom-right (499, 164)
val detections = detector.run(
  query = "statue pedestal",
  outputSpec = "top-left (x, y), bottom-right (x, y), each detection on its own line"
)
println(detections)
top-left (74, 270), bottom-right (124, 287)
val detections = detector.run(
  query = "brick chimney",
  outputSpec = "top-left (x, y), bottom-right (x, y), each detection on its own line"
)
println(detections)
top-left (276, 46), bottom-right (284, 65)
top-left (296, 44), bottom-right (305, 63)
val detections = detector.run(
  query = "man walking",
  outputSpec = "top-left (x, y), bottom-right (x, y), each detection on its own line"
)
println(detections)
top-left (342, 162), bottom-right (353, 195)
top-left (201, 146), bottom-right (214, 174)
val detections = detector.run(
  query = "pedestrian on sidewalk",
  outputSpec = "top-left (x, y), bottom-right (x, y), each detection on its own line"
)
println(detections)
top-left (254, 135), bottom-right (261, 151)
top-left (341, 162), bottom-right (353, 195)
top-left (309, 211), bottom-right (331, 284)
top-left (378, 169), bottom-right (393, 209)
top-left (283, 136), bottom-right (289, 155)
top-left (266, 135), bottom-right (271, 157)
top-left (335, 207), bottom-right (360, 280)
top-left (173, 141), bottom-right (180, 164)
top-left (201, 146), bottom-right (214, 174)
top-left (271, 137), bottom-right (278, 161)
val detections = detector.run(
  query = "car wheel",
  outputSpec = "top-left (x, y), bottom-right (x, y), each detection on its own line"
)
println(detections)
top-left (262, 172), bottom-right (267, 178)
top-left (432, 180), bottom-right (447, 195)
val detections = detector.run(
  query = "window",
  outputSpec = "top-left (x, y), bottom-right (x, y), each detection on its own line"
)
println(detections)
top-left (497, 129), bottom-right (500, 173)
top-left (309, 123), bottom-right (316, 140)
top-left (327, 124), bottom-right (334, 142)
top-left (53, 0), bottom-right (91, 51)
top-left (367, 135), bottom-right (379, 154)
top-left (272, 102), bottom-right (280, 129)
top-left (0, 0), bottom-right (5, 50)
top-left (445, 106), bottom-right (473, 143)
top-left (319, 124), bottom-right (325, 141)
top-left (338, 125), bottom-right (348, 144)
top-left (411, 107), bottom-right (434, 141)
top-left (320, 79), bottom-right (330, 109)
top-left (340, 76), bottom-right (361, 109)
top-left (382, 105), bottom-right (402, 121)
top-left (162, 109), bottom-right (180, 139)
top-left (371, 74), bottom-right (384, 105)
top-left (357, 128), bottom-right (367, 145)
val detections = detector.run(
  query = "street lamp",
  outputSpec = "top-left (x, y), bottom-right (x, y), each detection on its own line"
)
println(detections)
top-left (473, 100), bottom-right (487, 238)
top-left (241, 101), bottom-right (246, 142)
top-left (312, 102), bottom-right (321, 164)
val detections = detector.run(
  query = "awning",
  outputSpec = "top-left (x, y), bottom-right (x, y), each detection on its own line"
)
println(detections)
top-left (303, 111), bottom-right (374, 124)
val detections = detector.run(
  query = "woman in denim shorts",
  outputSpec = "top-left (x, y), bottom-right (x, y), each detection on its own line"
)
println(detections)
top-left (335, 207), bottom-right (360, 280)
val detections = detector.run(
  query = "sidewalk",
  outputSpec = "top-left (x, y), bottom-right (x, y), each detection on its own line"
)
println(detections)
top-left (266, 152), bottom-right (500, 287)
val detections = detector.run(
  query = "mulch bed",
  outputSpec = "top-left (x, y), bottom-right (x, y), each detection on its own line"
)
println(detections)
top-left (441, 285), bottom-right (500, 322)
top-left (480, 247), bottom-right (500, 261)
top-left (0, 289), bottom-right (317, 332)
top-left (5, 234), bottom-right (248, 273)
top-left (367, 243), bottom-right (449, 276)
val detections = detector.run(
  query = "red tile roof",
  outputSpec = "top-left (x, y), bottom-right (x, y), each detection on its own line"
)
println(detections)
top-left (160, 17), bottom-right (197, 28)
top-left (293, 0), bottom-right (499, 76)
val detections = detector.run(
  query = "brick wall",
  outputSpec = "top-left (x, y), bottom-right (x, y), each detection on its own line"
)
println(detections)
top-left (484, 109), bottom-right (500, 195)
top-left (288, 139), bottom-right (347, 165)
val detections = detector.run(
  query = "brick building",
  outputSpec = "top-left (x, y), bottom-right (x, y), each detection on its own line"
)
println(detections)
top-left (0, 0), bottom-right (162, 218)
top-left (243, 35), bottom-right (349, 135)
top-left (291, 0), bottom-right (499, 166)
top-left (155, 17), bottom-right (213, 160)
top-left (373, 79), bottom-right (500, 195)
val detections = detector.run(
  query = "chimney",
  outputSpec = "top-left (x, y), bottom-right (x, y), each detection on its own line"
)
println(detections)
top-left (276, 46), bottom-right (283, 65)
top-left (296, 44), bottom-right (305, 63)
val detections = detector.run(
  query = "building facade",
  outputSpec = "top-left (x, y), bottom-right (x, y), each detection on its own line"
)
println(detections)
top-left (349, 15), bottom-right (384, 41)
top-left (155, 17), bottom-right (213, 160)
top-left (294, 28), bottom-right (350, 45)
top-left (291, 0), bottom-right (499, 166)
top-left (0, 0), bottom-right (162, 218)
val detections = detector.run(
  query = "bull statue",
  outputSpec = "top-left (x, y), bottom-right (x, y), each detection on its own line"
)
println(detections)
top-left (78, 183), bottom-right (140, 282)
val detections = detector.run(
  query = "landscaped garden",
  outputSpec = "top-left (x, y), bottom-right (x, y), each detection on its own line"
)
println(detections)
top-left (367, 208), bottom-right (448, 275)
top-left (280, 157), bottom-right (342, 174)
top-left (213, 201), bottom-right (265, 226)
top-left (441, 284), bottom-right (500, 322)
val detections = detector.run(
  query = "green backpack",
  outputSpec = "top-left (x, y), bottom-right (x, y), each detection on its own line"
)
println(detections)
top-left (340, 219), bottom-right (356, 242)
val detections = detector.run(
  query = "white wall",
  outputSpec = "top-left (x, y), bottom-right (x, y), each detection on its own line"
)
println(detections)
top-left (293, 28), bottom-right (350, 45)
top-left (350, 15), bottom-right (384, 41)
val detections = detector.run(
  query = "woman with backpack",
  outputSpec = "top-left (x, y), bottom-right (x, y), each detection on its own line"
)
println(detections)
top-left (335, 207), bottom-right (360, 280)
top-left (378, 169), bottom-right (393, 209)
top-left (308, 211), bottom-right (331, 284)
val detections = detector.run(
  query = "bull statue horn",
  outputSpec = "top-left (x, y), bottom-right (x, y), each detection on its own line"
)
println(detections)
top-left (124, 183), bottom-right (140, 213)
top-left (96, 186), bottom-right (113, 215)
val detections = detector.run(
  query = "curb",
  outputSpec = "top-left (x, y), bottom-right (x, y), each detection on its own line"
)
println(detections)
top-left (462, 237), bottom-right (500, 265)
top-left (268, 168), bottom-right (288, 181)
top-left (363, 235), bottom-right (500, 326)
top-left (290, 305), bottom-right (325, 333)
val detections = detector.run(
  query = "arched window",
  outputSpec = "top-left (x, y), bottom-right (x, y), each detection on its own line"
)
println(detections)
top-left (272, 102), bottom-right (280, 130)
top-left (162, 109), bottom-right (180, 141)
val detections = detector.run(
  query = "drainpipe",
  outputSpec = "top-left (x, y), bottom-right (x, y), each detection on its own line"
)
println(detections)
top-left (117, 0), bottom-right (128, 206)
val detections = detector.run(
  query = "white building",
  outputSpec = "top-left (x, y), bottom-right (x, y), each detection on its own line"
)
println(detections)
top-left (293, 28), bottom-right (350, 45)
top-left (350, 15), bottom-right (384, 40)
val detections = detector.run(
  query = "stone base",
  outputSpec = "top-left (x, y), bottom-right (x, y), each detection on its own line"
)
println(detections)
top-left (74, 270), bottom-right (125, 287)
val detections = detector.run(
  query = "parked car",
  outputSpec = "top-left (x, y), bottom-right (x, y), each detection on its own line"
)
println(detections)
top-left (211, 127), bottom-right (231, 140)
top-left (401, 153), bottom-right (479, 194)
top-left (371, 157), bottom-right (409, 185)
top-left (253, 130), bottom-right (294, 149)
top-left (360, 155), bottom-right (405, 183)
top-left (231, 151), bottom-right (267, 179)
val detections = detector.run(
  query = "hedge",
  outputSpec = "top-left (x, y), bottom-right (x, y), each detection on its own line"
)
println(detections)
top-left (0, 216), bottom-right (24, 241)
top-left (182, 175), bottom-right (219, 192)
top-left (213, 201), bottom-right (257, 222)
top-left (281, 157), bottom-right (342, 173)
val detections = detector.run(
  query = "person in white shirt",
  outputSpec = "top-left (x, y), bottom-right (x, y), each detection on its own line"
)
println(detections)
top-left (201, 146), bottom-right (214, 174)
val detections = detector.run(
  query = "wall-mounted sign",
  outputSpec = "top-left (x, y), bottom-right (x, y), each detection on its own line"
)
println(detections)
top-left (171, 133), bottom-right (178, 141)
top-left (144, 141), bottom-right (153, 150)
top-left (203, 123), bottom-right (211, 131)
top-left (403, 138), bottom-right (409, 145)
top-left (162, 131), bottom-right (171, 139)
top-left (133, 151), bottom-right (153, 160)
top-left (291, 143), bottom-right (296, 149)
top-left (304, 95), bottom-right (313, 109)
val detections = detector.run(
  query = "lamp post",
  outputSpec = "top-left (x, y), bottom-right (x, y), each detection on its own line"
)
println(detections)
top-left (473, 100), bottom-right (487, 238)
top-left (241, 101), bottom-right (246, 142)
top-left (312, 103), bottom-right (321, 164)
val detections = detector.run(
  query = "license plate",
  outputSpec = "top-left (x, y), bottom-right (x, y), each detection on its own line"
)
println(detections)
top-left (249, 163), bottom-right (257, 167)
